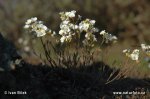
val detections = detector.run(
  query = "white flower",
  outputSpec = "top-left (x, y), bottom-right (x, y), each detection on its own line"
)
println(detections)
top-left (123, 49), bottom-right (129, 53)
top-left (60, 35), bottom-right (72, 43)
top-left (92, 28), bottom-right (99, 32)
top-left (52, 31), bottom-right (56, 37)
top-left (79, 19), bottom-right (98, 46)
top-left (24, 17), bottom-right (49, 37)
top-left (26, 20), bottom-right (32, 25)
top-left (141, 44), bottom-right (150, 51)
top-left (108, 35), bottom-right (117, 41)
top-left (74, 25), bottom-right (78, 29)
top-left (33, 24), bottom-right (47, 37)
top-left (35, 30), bottom-right (46, 37)
top-left (31, 17), bottom-right (37, 21)
top-left (85, 33), bottom-right (90, 40)
top-left (60, 10), bottom-right (76, 21)
top-left (79, 22), bottom-right (90, 31)
top-left (141, 44), bottom-right (145, 49)
top-left (65, 10), bottom-right (76, 18)
top-left (100, 30), bottom-right (107, 35)
top-left (62, 20), bottom-right (70, 25)
top-left (100, 30), bottom-right (117, 43)
top-left (141, 43), bottom-right (150, 56)
top-left (111, 36), bottom-right (117, 40)
top-left (79, 19), bottom-right (97, 32)
top-left (130, 49), bottom-right (139, 61)
top-left (24, 25), bottom-right (30, 29)
top-left (25, 17), bottom-right (37, 24)
top-left (59, 11), bottom-right (98, 44)
top-left (59, 30), bottom-right (64, 35)
top-left (123, 49), bottom-right (140, 62)
top-left (59, 12), bottom-right (80, 43)
top-left (66, 35), bottom-right (72, 40)
top-left (122, 49), bottom-right (131, 57)
top-left (42, 25), bottom-right (47, 30)
top-left (60, 24), bottom-right (71, 32)
top-left (90, 20), bottom-right (96, 25)
top-left (60, 36), bottom-right (66, 43)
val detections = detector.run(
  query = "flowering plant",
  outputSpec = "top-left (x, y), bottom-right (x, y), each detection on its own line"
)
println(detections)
top-left (24, 10), bottom-right (118, 66)
top-left (24, 10), bottom-right (150, 84)
top-left (24, 10), bottom-right (150, 65)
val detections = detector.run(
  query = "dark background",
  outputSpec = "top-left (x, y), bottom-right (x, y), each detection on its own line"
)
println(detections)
top-left (0, 0), bottom-right (150, 43)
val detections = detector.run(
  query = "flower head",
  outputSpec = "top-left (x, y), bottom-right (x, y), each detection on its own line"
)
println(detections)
top-left (100, 30), bottom-right (107, 35)
top-left (59, 19), bottom-right (78, 43)
top-left (100, 30), bottom-right (117, 43)
top-left (60, 35), bottom-right (72, 43)
top-left (65, 10), bottom-right (76, 18)
top-left (130, 49), bottom-right (140, 61)
top-left (25, 17), bottom-right (37, 25)
top-left (79, 19), bottom-right (98, 33)
top-left (24, 17), bottom-right (55, 37)
top-left (123, 49), bottom-right (131, 57)
top-left (123, 49), bottom-right (140, 62)
top-left (141, 44), bottom-right (150, 56)
top-left (60, 10), bottom-right (76, 21)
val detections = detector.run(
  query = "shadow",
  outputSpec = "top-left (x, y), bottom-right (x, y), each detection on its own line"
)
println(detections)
top-left (0, 33), bottom-right (149, 99)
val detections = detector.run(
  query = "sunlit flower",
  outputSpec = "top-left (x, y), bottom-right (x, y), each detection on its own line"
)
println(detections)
top-left (65, 10), bottom-right (76, 18)
top-left (24, 17), bottom-right (51, 37)
top-left (79, 19), bottom-right (98, 32)
top-left (59, 11), bottom-right (81, 43)
top-left (60, 36), bottom-right (66, 43)
top-left (90, 20), bottom-right (96, 25)
top-left (141, 44), bottom-right (150, 56)
top-left (123, 49), bottom-right (140, 62)
top-left (123, 49), bottom-right (129, 53)
top-left (31, 23), bottom-right (47, 37)
top-left (60, 10), bottom-right (76, 21)
top-left (52, 31), bottom-right (56, 37)
top-left (123, 49), bottom-right (130, 57)
top-left (85, 33), bottom-right (97, 41)
top-left (100, 30), bottom-right (117, 43)
top-left (60, 35), bottom-right (72, 43)
top-left (79, 22), bottom-right (90, 31)
top-left (59, 22), bottom-right (74, 43)
top-left (25, 17), bottom-right (37, 25)
top-left (100, 30), bottom-right (107, 35)
top-left (130, 49), bottom-right (140, 61)
top-left (24, 25), bottom-right (30, 29)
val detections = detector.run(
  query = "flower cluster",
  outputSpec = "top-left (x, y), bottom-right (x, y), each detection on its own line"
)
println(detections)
top-left (123, 49), bottom-right (140, 62)
top-left (79, 19), bottom-right (98, 47)
top-left (59, 10), bottom-right (76, 21)
top-left (59, 10), bottom-right (79, 43)
top-left (24, 11), bottom-right (118, 47)
top-left (100, 30), bottom-right (117, 43)
top-left (24, 17), bottom-right (55, 37)
top-left (79, 19), bottom-right (98, 33)
top-left (141, 44), bottom-right (150, 56)
top-left (59, 10), bottom-right (99, 46)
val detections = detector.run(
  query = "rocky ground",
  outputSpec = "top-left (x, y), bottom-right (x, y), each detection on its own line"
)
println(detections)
top-left (0, 33), bottom-right (149, 99)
